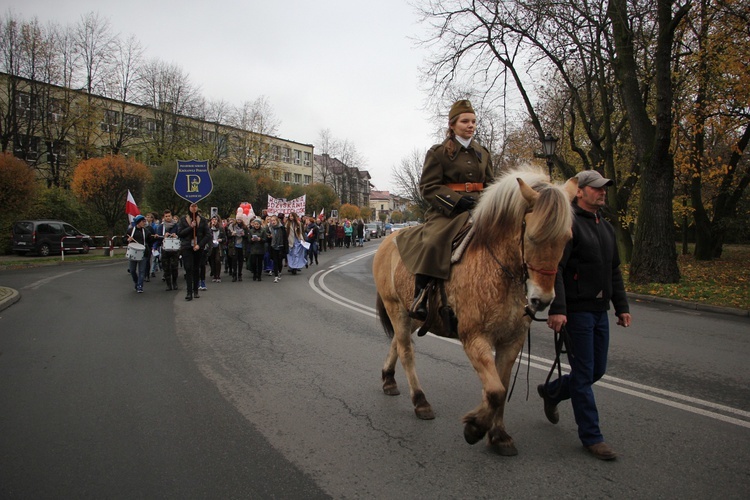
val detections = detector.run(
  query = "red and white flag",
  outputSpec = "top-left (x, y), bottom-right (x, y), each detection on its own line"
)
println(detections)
top-left (319, 208), bottom-right (325, 220)
top-left (125, 190), bottom-right (140, 223)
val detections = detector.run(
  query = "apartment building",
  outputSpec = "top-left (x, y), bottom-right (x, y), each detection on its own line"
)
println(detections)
top-left (313, 153), bottom-right (371, 207)
top-left (0, 72), bottom-right (313, 187)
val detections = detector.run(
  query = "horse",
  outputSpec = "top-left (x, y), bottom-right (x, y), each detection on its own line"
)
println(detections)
top-left (373, 165), bottom-right (577, 456)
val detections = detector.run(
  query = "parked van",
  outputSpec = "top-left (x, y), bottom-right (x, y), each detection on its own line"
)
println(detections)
top-left (11, 220), bottom-right (94, 256)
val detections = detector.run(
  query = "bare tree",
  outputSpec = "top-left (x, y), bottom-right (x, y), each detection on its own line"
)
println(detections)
top-left (105, 34), bottom-right (144, 154)
top-left (137, 58), bottom-right (201, 164)
top-left (391, 148), bottom-right (428, 216)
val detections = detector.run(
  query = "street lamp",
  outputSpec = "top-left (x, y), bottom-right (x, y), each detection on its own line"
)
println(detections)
top-left (542, 133), bottom-right (558, 179)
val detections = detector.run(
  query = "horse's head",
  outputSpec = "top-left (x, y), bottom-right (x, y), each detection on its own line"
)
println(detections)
top-left (517, 177), bottom-right (577, 314)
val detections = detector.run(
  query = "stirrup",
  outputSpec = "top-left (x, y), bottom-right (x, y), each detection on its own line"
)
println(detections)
top-left (408, 287), bottom-right (429, 321)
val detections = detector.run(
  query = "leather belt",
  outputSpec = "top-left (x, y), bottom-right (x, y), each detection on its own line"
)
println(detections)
top-left (446, 182), bottom-right (484, 193)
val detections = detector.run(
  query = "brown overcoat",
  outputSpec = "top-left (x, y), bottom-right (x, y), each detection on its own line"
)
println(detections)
top-left (398, 137), bottom-right (494, 279)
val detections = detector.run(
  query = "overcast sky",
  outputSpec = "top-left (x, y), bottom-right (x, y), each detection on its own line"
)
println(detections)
top-left (11, 0), bottom-right (443, 193)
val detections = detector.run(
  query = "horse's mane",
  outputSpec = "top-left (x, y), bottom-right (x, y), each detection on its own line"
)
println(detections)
top-left (471, 164), bottom-right (573, 247)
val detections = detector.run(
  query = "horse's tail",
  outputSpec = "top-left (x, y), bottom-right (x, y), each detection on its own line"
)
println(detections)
top-left (376, 292), bottom-right (395, 339)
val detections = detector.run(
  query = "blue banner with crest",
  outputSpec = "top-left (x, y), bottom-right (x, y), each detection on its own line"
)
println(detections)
top-left (174, 160), bottom-right (212, 204)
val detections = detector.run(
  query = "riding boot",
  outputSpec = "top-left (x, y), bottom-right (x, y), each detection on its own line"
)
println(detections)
top-left (409, 274), bottom-right (432, 321)
top-left (185, 275), bottom-right (193, 300)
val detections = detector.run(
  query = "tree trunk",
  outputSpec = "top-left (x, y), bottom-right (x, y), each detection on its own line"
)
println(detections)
top-left (609, 0), bottom-right (684, 283)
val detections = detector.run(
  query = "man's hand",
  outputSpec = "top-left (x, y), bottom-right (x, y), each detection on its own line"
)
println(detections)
top-left (617, 313), bottom-right (632, 327)
top-left (547, 314), bottom-right (567, 333)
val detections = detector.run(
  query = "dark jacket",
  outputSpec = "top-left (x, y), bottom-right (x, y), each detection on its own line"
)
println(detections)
top-left (178, 214), bottom-right (211, 252)
top-left (549, 203), bottom-right (629, 316)
top-left (270, 223), bottom-right (288, 255)
top-left (399, 137), bottom-right (494, 279)
top-left (246, 226), bottom-right (267, 255)
top-left (127, 225), bottom-right (155, 252)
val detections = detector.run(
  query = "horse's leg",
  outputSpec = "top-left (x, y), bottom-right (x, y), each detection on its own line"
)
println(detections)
top-left (382, 335), bottom-right (400, 396)
top-left (396, 316), bottom-right (435, 420)
top-left (486, 335), bottom-right (527, 456)
top-left (461, 335), bottom-right (505, 445)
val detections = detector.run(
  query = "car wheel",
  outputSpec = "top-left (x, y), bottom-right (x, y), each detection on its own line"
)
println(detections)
top-left (80, 242), bottom-right (90, 254)
top-left (39, 243), bottom-right (51, 257)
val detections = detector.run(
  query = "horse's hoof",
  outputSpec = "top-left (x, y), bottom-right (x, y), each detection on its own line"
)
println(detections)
top-left (491, 443), bottom-right (518, 456)
top-left (414, 403), bottom-right (435, 420)
top-left (383, 384), bottom-right (400, 396)
top-left (463, 420), bottom-right (487, 445)
top-left (488, 428), bottom-right (518, 456)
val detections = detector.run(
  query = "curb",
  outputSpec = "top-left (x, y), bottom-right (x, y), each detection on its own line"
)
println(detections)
top-left (0, 286), bottom-right (20, 313)
top-left (627, 292), bottom-right (749, 318)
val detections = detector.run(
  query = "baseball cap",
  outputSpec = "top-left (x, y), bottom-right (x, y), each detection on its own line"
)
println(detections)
top-left (576, 170), bottom-right (613, 188)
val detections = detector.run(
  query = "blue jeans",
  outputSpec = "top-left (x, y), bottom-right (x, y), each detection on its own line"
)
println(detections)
top-left (546, 311), bottom-right (610, 446)
top-left (128, 258), bottom-right (146, 289)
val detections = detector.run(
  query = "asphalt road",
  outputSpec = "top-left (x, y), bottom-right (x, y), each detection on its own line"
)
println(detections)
top-left (1, 243), bottom-right (749, 498)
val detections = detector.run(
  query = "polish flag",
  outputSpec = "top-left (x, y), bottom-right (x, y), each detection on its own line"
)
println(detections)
top-left (125, 190), bottom-right (140, 223)
top-left (319, 208), bottom-right (325, 219)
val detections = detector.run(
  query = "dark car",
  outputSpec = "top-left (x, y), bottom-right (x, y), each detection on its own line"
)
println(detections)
top-left (11, 220), bottom-right (94, 256)
top-left (365, 223), bottom-right (382, 240)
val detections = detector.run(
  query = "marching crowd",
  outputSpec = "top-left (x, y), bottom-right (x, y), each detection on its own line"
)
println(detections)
top-left (125, 204), bottom-right (375, 300)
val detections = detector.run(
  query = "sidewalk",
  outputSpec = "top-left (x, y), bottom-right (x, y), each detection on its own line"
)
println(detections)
top-left (0, 286), bottom-right (20, 312)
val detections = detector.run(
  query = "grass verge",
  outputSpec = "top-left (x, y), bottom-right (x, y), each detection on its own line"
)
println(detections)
top-left (622, 244), bottom-right (749, 310)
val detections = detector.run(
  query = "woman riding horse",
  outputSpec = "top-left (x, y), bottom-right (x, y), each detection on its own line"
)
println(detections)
top-left (398, 100), bottom-right (494, 321)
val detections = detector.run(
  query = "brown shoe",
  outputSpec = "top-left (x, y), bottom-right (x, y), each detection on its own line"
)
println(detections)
top-left (537, 384), bottom-right (559, 424)
top-left (585, 442), bottom-right (617, 461)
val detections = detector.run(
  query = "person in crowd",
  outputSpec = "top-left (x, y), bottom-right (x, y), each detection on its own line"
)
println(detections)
top-left (343, 219), bottom-right (353, 248)
top-left (262, 217), bottom-right (275, 276)
top-left (226, 218), bottom-right (247, 281)
top-left (538, 169), bottom-right (632, 461)
top-left (143, 212), bottom-right (158, 280)
top-left (208, 215), bottom-right (226, 283)
top-left (246, 218), bottom-right (268, 281)
top-left (269, 215), bottom-right (288, 283)
top-left (178, 203), bottom-right (210, 301)
top-left (304, 216), bottom-right (319, 266)
top-left (224, 217), bottom-right (234, 275)
top-left (285, 212), bottom-right (306, 274)
top-left (328, 219), bottom-right (337, 250)
top-left (126, 214), bottom-right (155, 293)
top-left (356, 218), bottom-right (365, 247)
top-left (399, 99), bottom-right (494, 321)
top-left (156, 209), bottom-right (180, 291)
top-left (318, 217), bottom-right (328, 253)
top-left (351, 219), bottom-right (359, 247)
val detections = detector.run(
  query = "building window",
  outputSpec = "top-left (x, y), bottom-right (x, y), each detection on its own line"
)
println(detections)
top-left (124, 113), bottom-right (141, 132)
top-left (14, 134), bottom-right (40, 162)
top-left (284, 172), bottom-right (292, 182)
top-left (304, 175), bottom-right (311, 184)
top-left (101, 109), bottom-right (120, 132)
top-left (294, 149), bottom-right (302, 165)
top-left (282, 147), bottom-right (291, 163)
top-left (304, 152), bottom-right (311, 166)
top-left (144, 118), bottom-right (158, 134)
top-left (48, 98), bottom-right (66, 123)
top-left (294, 173), bottom-right (302, 184)
top-left (271, 145), bottom-right (280, 160)
top-left (46, 140), bottom-right (68, 165)
top-left (381, 204), bottom-right (384, 210)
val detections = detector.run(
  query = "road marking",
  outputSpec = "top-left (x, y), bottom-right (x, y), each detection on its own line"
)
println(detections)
top-left (309, 252), bottom-right (750, 429)
top-left (22, 269), bottom-right (83, 290)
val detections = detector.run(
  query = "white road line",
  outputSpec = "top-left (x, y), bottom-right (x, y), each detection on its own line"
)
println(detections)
top-left (309, 253), bottom-right (750, 429)
top-left (22, 269), bottom-right (83, 290)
